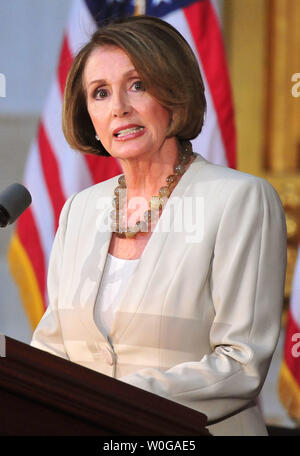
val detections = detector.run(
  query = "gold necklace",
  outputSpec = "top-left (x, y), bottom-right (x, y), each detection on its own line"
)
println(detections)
top-left (110, 140), bottom-right (195, 239)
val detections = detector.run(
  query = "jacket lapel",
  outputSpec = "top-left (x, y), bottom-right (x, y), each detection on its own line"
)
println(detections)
top-left (70, 177), bottom-right (117, 342)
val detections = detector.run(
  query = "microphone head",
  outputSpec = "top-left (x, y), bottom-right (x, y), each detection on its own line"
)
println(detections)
top-left (0, 183), bottom-right (32, 224)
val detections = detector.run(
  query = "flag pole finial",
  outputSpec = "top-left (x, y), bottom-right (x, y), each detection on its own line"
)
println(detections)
top-left (134, 0), bottom-right (146, 15)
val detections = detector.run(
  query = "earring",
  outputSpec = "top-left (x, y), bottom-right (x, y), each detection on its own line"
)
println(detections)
top-left (95, 134), bottom-right (100, 141)
top-left (182, 140), bottom-right (192, 155)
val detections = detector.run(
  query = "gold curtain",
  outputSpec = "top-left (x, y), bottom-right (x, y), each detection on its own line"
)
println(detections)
top-left (223, 0), bottom-right (300, 306)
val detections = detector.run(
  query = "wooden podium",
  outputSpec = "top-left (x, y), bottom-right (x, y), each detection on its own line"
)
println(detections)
top-left (0, 336), bottom-right (210, 436)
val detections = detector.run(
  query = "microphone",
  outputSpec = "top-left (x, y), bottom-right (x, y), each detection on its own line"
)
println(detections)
top-left (0, 183), bottom-right (32, 227)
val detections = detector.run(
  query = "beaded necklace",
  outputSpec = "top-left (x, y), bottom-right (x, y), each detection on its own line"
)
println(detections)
top-left (110, 140), bottom-right (195, 239)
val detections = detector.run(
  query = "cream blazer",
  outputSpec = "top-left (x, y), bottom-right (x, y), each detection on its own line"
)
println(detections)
top-left (31, 154), bottom-right (287, 436)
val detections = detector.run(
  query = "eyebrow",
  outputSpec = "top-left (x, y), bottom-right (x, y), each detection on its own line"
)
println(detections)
top-left (87, 69), bottom-right (138, 88)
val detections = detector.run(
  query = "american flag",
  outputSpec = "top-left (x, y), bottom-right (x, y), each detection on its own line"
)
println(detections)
top-left (7, 0), bottom-right (236, 330)
top-left (279, 247), bottom-right (300, 423)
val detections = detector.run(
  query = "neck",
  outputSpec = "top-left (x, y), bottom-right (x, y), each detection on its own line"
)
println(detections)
top-left (119, 137), bottom-right (178, 201)
top-left (111, 139), bottom-right (195, 238)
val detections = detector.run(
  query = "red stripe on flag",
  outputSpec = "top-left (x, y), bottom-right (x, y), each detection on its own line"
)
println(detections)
top-left (58, 35), bottom-right (73, 96)
top-left (284, 310), bottom-right (300, 384)
top-left (38, 122), bottom-right (66, 230)
top-left (17, 208), bottom-right (47, 309)
top-left (84, 154), bottom-right (122, 184)
top-left (184, 1), bottom-right (236, 168)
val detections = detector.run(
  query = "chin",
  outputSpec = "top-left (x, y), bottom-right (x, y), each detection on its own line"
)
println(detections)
top-left (111, 144), bottom-right (150, 160)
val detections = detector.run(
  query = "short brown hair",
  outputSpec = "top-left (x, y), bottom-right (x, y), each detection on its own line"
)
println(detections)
top-left (62, 15), bottom-right (206, 156)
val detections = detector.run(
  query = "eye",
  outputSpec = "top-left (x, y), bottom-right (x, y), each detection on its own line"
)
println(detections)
top-left (93, 87), bottom-right (108, 99)
top-left (132, 80), bottom-right (145, 92)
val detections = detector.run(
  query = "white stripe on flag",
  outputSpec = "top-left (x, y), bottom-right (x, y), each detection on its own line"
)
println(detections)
top-left (43, 79), bottom-right (93, 197)
top-left (67, 0), bottom-right (97, 56)
top-left (24, 141), bottom-right (55, 268)
top-left (211, 0), bottom-right (223, 25)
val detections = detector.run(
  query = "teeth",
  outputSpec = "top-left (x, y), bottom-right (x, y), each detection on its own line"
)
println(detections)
top-left (116, 126), bottom-right (144, 137)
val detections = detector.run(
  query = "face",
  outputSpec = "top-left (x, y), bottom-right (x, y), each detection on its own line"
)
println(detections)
top-left (84, 45), bottom-right (172, 161)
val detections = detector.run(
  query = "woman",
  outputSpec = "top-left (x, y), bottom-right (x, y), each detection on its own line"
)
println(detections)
top-left (31, 16), bottom-right (287, 436)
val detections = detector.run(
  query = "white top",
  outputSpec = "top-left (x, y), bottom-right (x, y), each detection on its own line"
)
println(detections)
top-left (94, 254), bottom-right (140, 337)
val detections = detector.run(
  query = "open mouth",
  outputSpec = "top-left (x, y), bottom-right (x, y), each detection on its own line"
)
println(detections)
top-left (114, 126), bottom-right (144, 138)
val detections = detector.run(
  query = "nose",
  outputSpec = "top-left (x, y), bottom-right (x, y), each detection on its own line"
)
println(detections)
top-left (112, 91), bottom-right (130, 118)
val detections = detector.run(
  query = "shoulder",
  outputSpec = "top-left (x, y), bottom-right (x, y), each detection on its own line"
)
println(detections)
top-left (191, 154), bottom-right (281, 203)
top-left (188, 155), bottom-right (285, 232)
top-left (58, 173), bottom-right (122, 225)
top-left (74, 173), bottom-right (122, 202)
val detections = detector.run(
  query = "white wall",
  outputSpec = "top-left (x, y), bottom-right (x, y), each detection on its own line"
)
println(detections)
top-left (0, 0), bottom-right (72, 115)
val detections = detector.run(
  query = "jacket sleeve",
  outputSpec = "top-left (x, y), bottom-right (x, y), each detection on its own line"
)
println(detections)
top-left (119, 177), bottom-right (287, 424)
top-left (30, 194), bottom-right (77, 359)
